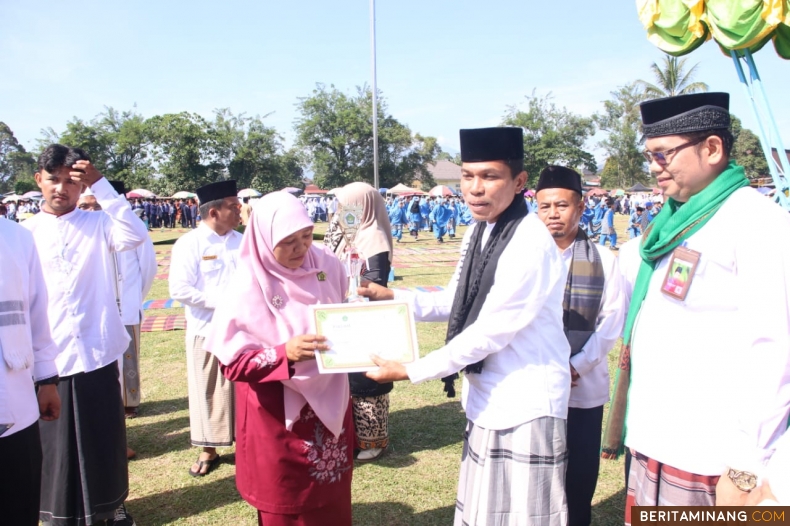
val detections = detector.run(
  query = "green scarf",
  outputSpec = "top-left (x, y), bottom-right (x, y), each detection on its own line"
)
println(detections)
top-left (601, 161), bottom-right (749, 459)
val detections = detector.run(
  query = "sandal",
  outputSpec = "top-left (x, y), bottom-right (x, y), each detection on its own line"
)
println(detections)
top-left (354, 447), bottom-right (386, 463)
top-left (188, 454), bottom-right (221, 477)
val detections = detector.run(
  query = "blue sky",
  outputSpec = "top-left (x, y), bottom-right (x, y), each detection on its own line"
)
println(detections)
top-left (3, 0), bottom-right (790, 163)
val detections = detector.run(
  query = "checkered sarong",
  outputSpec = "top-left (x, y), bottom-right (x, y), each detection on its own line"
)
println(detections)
top-left (455, 417), bottom-right (568, 526)
top-left (625, 451), bottom-right (719, 525)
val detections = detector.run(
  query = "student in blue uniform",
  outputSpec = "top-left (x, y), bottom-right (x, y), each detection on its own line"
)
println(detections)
top-left (429, 198), bottom-right (452, 243)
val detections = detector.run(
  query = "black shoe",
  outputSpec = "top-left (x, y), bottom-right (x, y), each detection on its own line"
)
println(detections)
top-left (109, 504), bottom-right (136, 526)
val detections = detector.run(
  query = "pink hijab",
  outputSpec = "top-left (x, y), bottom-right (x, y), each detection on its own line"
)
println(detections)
top-left (205, 191), bottom-right (349, 437)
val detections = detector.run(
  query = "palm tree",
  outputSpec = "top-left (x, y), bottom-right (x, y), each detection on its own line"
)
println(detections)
top-left (636, 55), bottom-right (709, 98)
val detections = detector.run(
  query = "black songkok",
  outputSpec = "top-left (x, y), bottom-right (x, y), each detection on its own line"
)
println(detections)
top-left (109, 180), bottom-right (126, 196)
top-left (640, 92), bottom-right (730, 139)
top-left (536, 165), bottom-right (583, 195)
top-left (460, 127), bottom-right (524, 162)
top-left (196, 180), bottom-right (237, 204)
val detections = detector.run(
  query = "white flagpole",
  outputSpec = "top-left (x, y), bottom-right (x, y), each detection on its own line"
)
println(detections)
top-left (370, 0), bottom-right (379, 190)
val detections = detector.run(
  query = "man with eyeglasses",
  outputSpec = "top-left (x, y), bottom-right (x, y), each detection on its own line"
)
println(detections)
top-left (604, 93), bottom-right (790, 522)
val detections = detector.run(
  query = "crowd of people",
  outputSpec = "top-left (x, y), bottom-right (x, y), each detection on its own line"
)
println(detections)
top-left (3, 91), bottom-right (790, 526)
top-left (0, 198), bottom-right (40, 221)
top-left (128, 198), bottom-right (202, 230)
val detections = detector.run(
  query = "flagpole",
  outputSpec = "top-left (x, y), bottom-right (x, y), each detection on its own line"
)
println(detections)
top-left (370, 0), bottom-right (379, 190)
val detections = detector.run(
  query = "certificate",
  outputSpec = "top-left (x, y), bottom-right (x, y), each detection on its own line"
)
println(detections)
top-left (309, 300), bottom-right (420, 374)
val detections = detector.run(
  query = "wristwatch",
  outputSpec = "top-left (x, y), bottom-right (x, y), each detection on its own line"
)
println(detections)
top-left (727, 468), bottom-right (757, 492)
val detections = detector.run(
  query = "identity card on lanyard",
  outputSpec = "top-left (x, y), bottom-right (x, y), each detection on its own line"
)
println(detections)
top-left (660, 245), bottom-right (701, 301)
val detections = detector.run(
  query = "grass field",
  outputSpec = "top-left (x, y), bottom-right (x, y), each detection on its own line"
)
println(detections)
top-left (125, 215), bottom-right (633, 525)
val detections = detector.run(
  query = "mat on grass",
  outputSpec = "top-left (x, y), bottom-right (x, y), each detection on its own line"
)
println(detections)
top-left (393, 285), bottom-right (445, 292)
top-left (143, 299), bottom-right (184, 310)
top-left (141, 315), bottom-right (186, 332)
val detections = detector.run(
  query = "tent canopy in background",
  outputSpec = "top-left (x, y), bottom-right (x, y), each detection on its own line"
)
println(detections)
top-left (627, 182), bottom-right (653, 192)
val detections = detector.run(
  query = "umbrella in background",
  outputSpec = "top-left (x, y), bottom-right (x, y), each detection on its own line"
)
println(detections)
top-left (429, 185), bottom-right (455, 197)
top-left (22, 190), bottom-right (42, 199)
top-left (388, 183), bottom-right (414, 195)
top-left (2, 194), bottom-right (22, 203)
top-left (238, 188), bottom-right (262, 198)
top-left (378, 188), bottom-right (388, 195)
top-left (129, 188), bottom-right (156, 198)
top-left (171, 191), bottom-right (197, 199)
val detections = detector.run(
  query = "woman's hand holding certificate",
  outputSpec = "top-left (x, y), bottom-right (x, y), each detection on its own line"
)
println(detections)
top-left (285, 334), bottom-right (328, 362)
top-left (309, 300), bottom-right (419, 374)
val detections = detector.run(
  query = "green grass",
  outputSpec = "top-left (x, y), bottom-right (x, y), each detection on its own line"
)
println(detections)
top-left (126, 216), bottom-right (633, 525)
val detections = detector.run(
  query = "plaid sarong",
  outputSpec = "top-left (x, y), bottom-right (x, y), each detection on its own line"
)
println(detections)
top-left (455, 417), bottom-right (568, 526)
top-left (563, 230), bottom-right (605, 355)
top-left (625, 451), bottom-right (719, 525)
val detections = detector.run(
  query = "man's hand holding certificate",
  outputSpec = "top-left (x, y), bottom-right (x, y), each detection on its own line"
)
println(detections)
top-left (308, 291), bottom-right (418, 376)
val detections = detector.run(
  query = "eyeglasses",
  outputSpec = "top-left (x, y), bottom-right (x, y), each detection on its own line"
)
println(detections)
top-left (642, 138), bottom-right (704, 166)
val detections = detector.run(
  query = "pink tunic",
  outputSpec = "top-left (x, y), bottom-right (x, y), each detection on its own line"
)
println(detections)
top-left (221, 345), bottom-right (354, 522)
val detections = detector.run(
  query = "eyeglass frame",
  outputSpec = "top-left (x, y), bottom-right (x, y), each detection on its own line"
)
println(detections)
top-left (642, 138), bottom-right (705, 166)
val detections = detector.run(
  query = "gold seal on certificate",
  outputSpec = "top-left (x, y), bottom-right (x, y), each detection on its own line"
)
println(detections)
top-left (309, 300), bottom-right (420, 374)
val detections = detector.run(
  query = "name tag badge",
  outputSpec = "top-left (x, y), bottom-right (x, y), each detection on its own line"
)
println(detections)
top-left (661, 246), bottom-right (701, 301)
top-left (202, 255), bottom-right (218, 261)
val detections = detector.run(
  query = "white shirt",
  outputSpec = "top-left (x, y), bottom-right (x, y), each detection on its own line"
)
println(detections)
top-left (22, 177), bottom-right (148, 377)
top-left (621, 187), bottom-right (790, 476)
top-left (560, 242), bottom-right (624, 409)
top-left (0, 220), bottom-right (59, 437)
top-left (761, 430), bottom-right (790, 504)
top-left (118, 239), bottom-right (157, 326)
top-left (399, 214), bottom-right (571, 431)
top-left (169, 223), bottom-right (242, 338)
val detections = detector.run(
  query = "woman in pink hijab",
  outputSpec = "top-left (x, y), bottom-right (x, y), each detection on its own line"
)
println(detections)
top-left (205, 191), bottom-right (353, 526)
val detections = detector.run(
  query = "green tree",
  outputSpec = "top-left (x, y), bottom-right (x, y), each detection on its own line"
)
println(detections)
top-left (228, 119), bottom-right (304, 193)
top-left (14, 179), bottom-right (38, 194)
top-left (0, 122), bottom-right (36, 193)
top-left (56, 107), bottom-right (154, 190)
top-left (295, 84), bottom-right (439, 189)
top-left (637, 55), bottom-right (708, 98)
top-left (436, 151), bottom-right (461, 165)
top-left (145, 112), bottom-right (213, 195)
top-left (730, 115), bottom-right (769, 179)
top-left (595, 83), bottom-right (649, 189)
top-left (502, 92), bottom-right (597, 188)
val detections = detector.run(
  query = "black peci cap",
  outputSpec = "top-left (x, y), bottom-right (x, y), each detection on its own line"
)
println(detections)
top-left (640, 92), bottom-right (730, 138)
top-left (109, 180), bottom-right (126, 195)
top-left (460, 127), bottom-right (524, 163)
top-left (535, 165), bottom-right (583, 195)
top-left (196, 180), bottom-right (237, 204)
